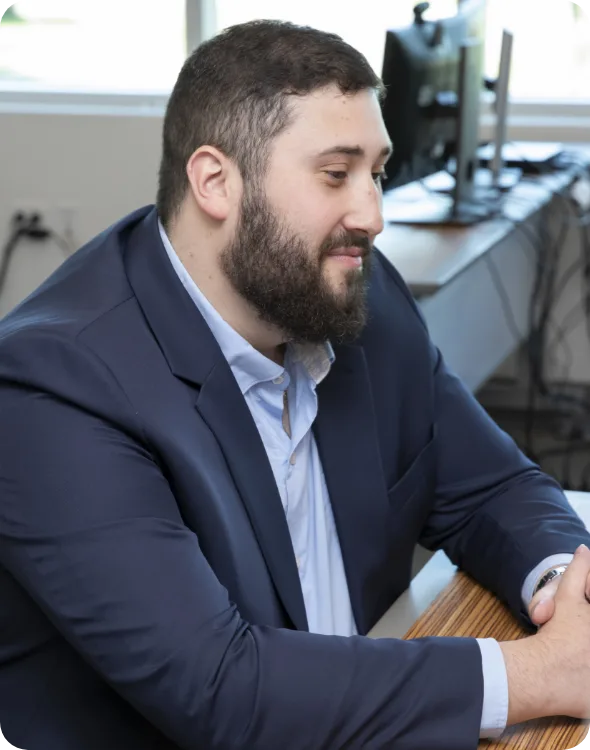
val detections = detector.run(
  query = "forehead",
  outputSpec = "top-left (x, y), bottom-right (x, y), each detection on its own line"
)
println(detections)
top-left (272, 85), bottom-right (391, 161)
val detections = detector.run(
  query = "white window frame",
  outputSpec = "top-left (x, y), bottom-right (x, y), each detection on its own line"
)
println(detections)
top-left (480, 98), bottom-right (590, 143)
top-left (0, 0), bottom-right (588, 144)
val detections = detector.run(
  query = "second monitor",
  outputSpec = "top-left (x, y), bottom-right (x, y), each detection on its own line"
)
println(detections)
top-left (380, 0), bottom-right (501, 225)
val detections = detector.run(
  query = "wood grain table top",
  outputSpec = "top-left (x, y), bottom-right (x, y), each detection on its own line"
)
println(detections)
top-left (403, 571), bottom-right (589, 749)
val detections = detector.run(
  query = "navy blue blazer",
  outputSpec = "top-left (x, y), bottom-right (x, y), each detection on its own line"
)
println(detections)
top-left (0, 206), bottom-right (587, 750)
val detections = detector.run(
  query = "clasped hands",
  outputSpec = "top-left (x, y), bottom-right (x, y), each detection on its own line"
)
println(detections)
top-left (528, 553), bottom-right (590, 626)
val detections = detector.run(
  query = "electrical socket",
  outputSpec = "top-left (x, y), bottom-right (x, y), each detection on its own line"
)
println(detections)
top-left (10, 204), bottom-right (78, 254)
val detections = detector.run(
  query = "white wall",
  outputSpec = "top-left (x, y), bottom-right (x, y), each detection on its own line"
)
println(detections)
top-left (0, 111), bottom-right (162, 316)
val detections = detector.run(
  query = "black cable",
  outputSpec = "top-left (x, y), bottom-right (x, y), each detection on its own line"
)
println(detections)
top-left (0, 213), bottom-right (72, 302)
top-left (532, 201), bottom-right (568, 390)
top-left (546, 212), bottom-right (590, 362)
top-left (484, 153), bottom-right (590, 481)
top-left (501, 190), bottom-right (590, 463)
top-left (498, 220), bottom-right (575, 378)
top-left (524, 203), bottom-right (555, 455)
top-left (481, 212), bottom-right (581, 466)
top-left (546, 211), bottom-right (590, 349)
top-left (0, 226), bottom-right (26, 300)
top-left (483, 253), bottom-right (525, 345)
top-left (541, 193), bottom-right (590, 485)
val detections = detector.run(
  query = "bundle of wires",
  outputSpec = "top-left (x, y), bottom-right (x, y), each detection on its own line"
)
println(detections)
top-left (486, 150), bottom-right (590, 487)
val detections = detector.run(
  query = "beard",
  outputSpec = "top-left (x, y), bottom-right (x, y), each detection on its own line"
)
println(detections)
top-left (219, 186), bottom-right (372, 345)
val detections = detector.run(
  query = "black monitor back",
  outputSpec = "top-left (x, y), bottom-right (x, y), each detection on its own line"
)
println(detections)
top-left (380, 0), bottom-right (486, 190)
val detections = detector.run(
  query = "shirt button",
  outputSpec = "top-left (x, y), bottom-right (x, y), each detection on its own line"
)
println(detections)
top-left (273, 375), bottom-right (284, 385)
top-left (290, 452), bottom-right (297, 465)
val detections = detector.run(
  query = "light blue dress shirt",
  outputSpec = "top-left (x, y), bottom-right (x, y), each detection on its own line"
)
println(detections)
top-left (158, 220), bottom-right (570, 738)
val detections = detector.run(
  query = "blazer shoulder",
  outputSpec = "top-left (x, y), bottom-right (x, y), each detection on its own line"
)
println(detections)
top-left (0, 319), bottom-right (143, 442)
top-left (370, 249), bottom-right (429, 334)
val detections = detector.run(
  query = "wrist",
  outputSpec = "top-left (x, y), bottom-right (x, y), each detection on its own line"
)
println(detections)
top-left (500, 636), bottom-right (557, 724)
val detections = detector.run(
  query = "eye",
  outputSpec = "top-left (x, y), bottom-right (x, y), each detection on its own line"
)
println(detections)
top-left (373, 171), bottom-right (388, 184)
top-left (325, 171), bottom-right (347, 181)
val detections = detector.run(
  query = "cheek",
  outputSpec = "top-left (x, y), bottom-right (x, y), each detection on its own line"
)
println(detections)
top-left (264, 174), bottom-right (341, 250)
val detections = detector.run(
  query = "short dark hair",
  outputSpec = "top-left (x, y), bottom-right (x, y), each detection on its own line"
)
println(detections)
top-left (156, 19), bottom-right (384, 230)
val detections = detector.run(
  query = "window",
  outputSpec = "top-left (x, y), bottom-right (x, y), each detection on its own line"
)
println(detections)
top-left (0, 0), bottom-right (587, 105)
top-left (0, 1), bottom-right (186, 94)
top-left (485, 0), bottom-right (590, 101)
top-left (213, 0), bottom-right (457, 78)
top-left (214, 0), bottom-right (590, 103)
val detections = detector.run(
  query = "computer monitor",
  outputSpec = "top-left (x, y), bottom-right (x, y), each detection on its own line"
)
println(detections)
top-left (380, 0), bottom-right (486, 191)
top-left (380, 0), bottom-right (499, 224)
top-left (490, 29), bottom-right (513, 182)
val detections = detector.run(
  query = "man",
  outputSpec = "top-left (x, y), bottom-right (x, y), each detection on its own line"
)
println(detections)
top-left (0, 19), bottom-right (589, 750)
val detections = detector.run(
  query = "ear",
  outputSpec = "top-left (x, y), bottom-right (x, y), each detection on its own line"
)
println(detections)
top-left (186, 146), bottom-right (237, 222)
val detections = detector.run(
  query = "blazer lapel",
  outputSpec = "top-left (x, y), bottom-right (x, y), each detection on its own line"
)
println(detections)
top-left (124, 208), bottom-right (308, 631)
top-left (195, 365), bottom-right (309, 631)
top-left (314, 344), bottom-right (391, 635)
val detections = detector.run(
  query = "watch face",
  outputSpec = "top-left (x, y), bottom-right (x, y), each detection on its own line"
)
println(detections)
top-left (536, 566), bottom-right (567, 595)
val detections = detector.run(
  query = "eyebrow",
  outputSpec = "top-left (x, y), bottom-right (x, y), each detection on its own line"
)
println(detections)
top-left (315, 144), bottom-right (393, 160)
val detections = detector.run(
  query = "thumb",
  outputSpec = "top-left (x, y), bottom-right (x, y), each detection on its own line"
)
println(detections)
top-left (530, 592), bottom-right (556, 626)
top-left (555, 544), bottom-right (590, 602)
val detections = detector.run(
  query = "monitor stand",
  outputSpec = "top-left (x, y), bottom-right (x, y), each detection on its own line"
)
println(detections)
top-left (382, 190), bottom-right (499, 226)
top-left (423, 166), bottom-right (522, 194)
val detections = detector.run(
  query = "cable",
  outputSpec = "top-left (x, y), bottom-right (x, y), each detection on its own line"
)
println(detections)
top-left (0, 212), bottom-right (72, 302)
top-left (483, 253), bottom-right (525, 344)
top-left (497, 182), bottom-right (590, 464)
top-left (481, 150), bottom-right (590, 482)
top-left (0, 227), bottom-right (25, 301)
top-left (534, 188), bottom-right (590, 481)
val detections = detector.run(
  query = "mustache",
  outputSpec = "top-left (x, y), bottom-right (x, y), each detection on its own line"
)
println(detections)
top-left (320, 234), bottom-right (373, 257)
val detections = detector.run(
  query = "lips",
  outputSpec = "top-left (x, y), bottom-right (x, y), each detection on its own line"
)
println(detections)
top-left (326, 246), bottom-right (364, 258)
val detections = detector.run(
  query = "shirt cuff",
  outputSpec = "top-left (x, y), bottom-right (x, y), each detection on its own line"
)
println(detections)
top-left (477, 638), bottom-right (509, 739)
top-left (521, 553), bottom-right (574, 608)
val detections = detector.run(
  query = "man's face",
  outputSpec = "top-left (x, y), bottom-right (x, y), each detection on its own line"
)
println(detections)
top-left (220, 85), bottom-right (391, 344)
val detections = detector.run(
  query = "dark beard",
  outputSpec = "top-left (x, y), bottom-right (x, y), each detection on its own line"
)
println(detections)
top-left (219, 186), bottom-right (372, 344)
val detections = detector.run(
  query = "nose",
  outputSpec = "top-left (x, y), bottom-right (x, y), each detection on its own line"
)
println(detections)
top-left (343, 179), bottom-right (384, 239)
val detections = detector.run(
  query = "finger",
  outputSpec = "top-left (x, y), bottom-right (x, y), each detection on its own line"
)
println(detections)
top-left (530, 596), bottom-right (556, 626)
top-left (555, 544), bottom-right (590, 601)
top-left (529, 576), bottom-right (561, 620)
top-left (585, 570), bottom-right (590, 604)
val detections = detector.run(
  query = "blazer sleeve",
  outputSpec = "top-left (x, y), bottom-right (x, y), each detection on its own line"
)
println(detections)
top-left (378, 254), bottom-right (590, 625)
top-left (0, 330), bottom-right (483, 750)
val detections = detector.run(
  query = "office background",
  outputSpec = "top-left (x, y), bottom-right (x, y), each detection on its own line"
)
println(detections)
top-left (0, 0), bottom-right (589, 486)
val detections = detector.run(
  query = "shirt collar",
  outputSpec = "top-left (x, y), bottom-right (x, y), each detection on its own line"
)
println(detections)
top-left (157, 219), bottom-right (334, 393)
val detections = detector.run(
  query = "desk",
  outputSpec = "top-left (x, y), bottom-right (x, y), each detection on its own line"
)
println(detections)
top-left (368, 491), bottom-right (590, 748)
top-left (376, 171), bottom-right (577, 391)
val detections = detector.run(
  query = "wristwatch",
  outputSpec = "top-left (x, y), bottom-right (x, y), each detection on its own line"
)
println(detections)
top-left (533, 565), bottom-right (569, 597)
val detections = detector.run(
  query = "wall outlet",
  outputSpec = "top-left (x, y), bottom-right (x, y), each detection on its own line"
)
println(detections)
top-left (10, 204), bottom-right (78, 254)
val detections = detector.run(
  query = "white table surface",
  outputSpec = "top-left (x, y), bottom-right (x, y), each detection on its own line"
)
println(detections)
top-left (367, 490), bottom-right (590, 639)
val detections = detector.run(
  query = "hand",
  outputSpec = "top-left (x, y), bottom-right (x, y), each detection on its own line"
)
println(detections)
top-left (528, 573), bottom-right (563, 627)
top-left (500, 544), bottom-right (590, 724)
